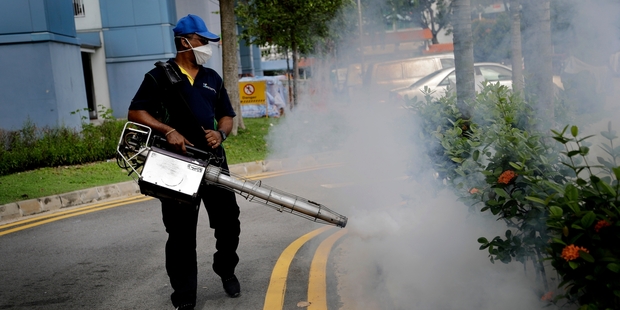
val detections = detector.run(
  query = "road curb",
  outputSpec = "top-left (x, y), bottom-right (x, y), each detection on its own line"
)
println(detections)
top-left (0, 161), bottom-right (266, 223)
top-left (0, 152), bottom-right (338, 224)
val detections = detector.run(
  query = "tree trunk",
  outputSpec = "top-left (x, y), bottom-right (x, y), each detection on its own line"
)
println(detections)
top-left (509, 0), bottom-right (524, 94)
top-left (521, 0), bottom-right (554, 123)
top-left (220, 0), bottom-right (245, 134)
top-left (292, 37), bottom-right (299, 108)
top-left (285, 47), bottom-right (292, 109)
top-left (429, 8), bottom-right (440, 44)
top-left (452, 0), bottom-right (475, 119)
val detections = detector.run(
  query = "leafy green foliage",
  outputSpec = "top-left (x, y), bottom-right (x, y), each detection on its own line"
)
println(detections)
top-left (0, 107), bottom-right (124, 176)
top-left (410, 81), bottom-right (620, 308)
top-left (0, 116), bottom-right (279, 204)
top-left (531, 124), bottom-right (620, 309)
top-left (236, 0), bottom-right (347, 55)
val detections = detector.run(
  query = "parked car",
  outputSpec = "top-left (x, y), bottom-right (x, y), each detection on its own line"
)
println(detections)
top-left (389, 62), bottom-right (513, 105)
top-left (346, 54), bottom-right (455, 103)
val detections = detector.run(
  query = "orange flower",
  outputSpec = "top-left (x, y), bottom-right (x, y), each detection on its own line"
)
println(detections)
top-left (498, 170), bottom-right (517, 184)
top-left (541, 291), bottom-right (553, 301)
top-left (469, 188), bottom-right (479, 194)
top-left (594, 219), bottom-right (611, 233)
top-left (561, 244), bottom-right (589, 261)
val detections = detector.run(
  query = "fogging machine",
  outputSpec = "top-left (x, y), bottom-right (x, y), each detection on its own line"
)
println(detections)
top-left (116, 122), bottom-right (347, 228)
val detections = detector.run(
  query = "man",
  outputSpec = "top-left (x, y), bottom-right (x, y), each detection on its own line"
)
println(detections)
top-left (128, 14), bottom-right (241, 310)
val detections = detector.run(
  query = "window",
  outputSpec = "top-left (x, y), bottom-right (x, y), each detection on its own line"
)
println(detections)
top-left (73, 0), bottom-right (85, 17)
top-left (479, 66), bottom-right (512, 81)
top-left (438, 71), bottom-right (456, 86)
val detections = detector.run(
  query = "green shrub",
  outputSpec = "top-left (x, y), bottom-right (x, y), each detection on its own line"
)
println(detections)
top-left (0, 107), bottom-right (125, 176)
top-left (528, 124), bottom-right (620, 309)
top-left (409, 83), bottom-right (619, 307)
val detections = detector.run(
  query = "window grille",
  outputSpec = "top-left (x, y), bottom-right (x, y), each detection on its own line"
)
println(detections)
top-left (73, 0), bottom-right (85, 17)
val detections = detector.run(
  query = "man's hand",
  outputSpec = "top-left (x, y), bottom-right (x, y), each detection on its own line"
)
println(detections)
top-left (166, 130), bottom-right (194, 154)
top-left (204, 129), bottom-right (223, 149)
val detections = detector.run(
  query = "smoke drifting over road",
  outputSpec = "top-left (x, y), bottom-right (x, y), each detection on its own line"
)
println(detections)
top-left (265, 0), bottom-right (619, 309)
top-left (267, 97), bottom-right (548, 309)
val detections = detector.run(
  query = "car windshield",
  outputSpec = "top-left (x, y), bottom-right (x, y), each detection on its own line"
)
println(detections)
top-left (408, 69), bottom-right (447, 89)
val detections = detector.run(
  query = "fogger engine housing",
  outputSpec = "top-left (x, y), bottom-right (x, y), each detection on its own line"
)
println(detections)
top-left (116, 122), bottom-right (208, 204)
top-left (116, 122), bottom-right (348, 228)
top-left (139, 146), bottom-right (206, 204)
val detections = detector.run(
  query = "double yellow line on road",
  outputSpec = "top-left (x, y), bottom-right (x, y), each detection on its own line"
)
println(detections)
top-left (1, 163), bottom-right (348, 309)
top-left (263, 226), bottom-right (348, 310)
top-left (0, 195), bottom-right (152, 237)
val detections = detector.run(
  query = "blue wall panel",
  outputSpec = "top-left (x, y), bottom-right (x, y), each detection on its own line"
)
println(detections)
top-left (103, 25), bottom-right (173, 58)
top-left (100, 0), bottom-right (176, 115)
top-left (0, 42), bottom-right (84, 130)
top-left (106, 60), bottom-right (167, 118)
top-left (49, 42), bottom-right (88, 126)
top-left (100, 0), bottom-right (134, 28)
top-left (136, 26), bottom-right (163, 55)
top-left (28, 0), bottom-right (48, 32)
top-left (0, 1), bottom-right (33, 34)
top-left (0, 0), bottom-right (75, 37)
top-left (43, 0), bottom-right (76, 37)
top-left (134, 0), bottom-right (163, 25)
top-left (77, 31), bottom-right (101, 47)
top-left (100, 0), bottom-right (176, 27)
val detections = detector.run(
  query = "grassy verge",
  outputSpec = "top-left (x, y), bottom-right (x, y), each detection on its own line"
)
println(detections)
top-left (0, 117), bottom-right (279, 205)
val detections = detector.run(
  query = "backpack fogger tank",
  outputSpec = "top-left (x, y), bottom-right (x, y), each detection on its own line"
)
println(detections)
top-left (116, 122), bottom-right (347, 228)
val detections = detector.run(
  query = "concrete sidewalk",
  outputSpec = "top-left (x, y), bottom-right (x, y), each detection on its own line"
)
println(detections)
top-left (0, 153), bottom-right (336, 224)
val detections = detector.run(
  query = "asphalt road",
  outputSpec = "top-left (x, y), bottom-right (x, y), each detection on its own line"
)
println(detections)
top-left (0, 167), bottom-right (349, 310)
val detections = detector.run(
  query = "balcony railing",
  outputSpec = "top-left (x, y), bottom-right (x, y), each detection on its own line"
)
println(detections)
top-left (73, 0), bottom-right (85, 17)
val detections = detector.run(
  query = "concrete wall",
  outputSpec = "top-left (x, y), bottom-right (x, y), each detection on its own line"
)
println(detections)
top-left (106, 60), bottom-right (158, 118)
top-left (74, 0), bottom-right (103, 30)
top-left (0, 0), bottom-right (254, 127)
top-left (75, 0), bottom-right (111, 116)
top-left (99, 0), bottom-right (176, 118)
top-left (0, 41), bottom-right (86, 130)
top-left (0, 0), bottom-right (76, 38)
top-left (0, 0), bottom-right (86, 130)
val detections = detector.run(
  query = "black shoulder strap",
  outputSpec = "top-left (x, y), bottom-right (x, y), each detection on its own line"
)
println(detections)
top-left (151, 61), bottom-right (224, 161)
top-left (155, 61), bottom-right (183, 85)
top-left (152, 61), bottom-right (201, 128)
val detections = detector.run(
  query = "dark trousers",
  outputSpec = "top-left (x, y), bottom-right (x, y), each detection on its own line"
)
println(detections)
top-left (160, 160), bottom-right (241, 307)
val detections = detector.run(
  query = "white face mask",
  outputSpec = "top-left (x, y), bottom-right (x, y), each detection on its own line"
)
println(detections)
top-left (180, 38), bottom-right (213, 65)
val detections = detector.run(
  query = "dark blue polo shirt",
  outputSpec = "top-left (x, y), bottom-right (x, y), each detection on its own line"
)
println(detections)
top-left (129, 59), bottom-right (235, 150)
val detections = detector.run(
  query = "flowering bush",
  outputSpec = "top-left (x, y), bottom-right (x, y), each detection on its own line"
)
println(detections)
top-left (412, 83), bottom-right (562, 283)
top-left (526, 124), bottom-right (620, 309)
top-left (410, 82), bottom-right (620, 308)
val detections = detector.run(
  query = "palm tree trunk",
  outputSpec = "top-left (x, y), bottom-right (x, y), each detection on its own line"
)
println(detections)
top-left (452, 0), bottom-right (475, 119)
top-left (220, 0), bottom-right (245, 134)
top-left (521, 0), bottom-right (554, 124)
top-left (509, 0), bottom-right (524, 93)
top-left (292, 37), bottom-right (299, 108)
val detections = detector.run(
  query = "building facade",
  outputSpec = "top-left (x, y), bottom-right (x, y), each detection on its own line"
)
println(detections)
top-left (0, 0), bottom-right (87, 130)
top-left (0, 0), bottom-right (262, 130)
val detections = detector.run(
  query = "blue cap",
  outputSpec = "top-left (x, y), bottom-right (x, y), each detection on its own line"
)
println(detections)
top-left (173, 14), bottom-right (220, 42)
